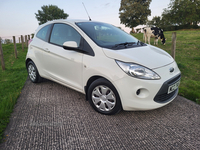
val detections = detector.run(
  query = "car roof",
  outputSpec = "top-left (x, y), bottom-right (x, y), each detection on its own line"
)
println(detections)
top-left (35, 19), bottom-right (99, 33)
top-left (43, 19), bottom-right (98, 26)
top-left (48, 19), bottom-right (91, 24)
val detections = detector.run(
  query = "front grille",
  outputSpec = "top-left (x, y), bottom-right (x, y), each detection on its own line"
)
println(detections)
top-left (168, 74), bottom-right (181, 85)
top-left (154, 89), bottom-right (178, 103)
top-left (154, 74), bottom-right (181, 103)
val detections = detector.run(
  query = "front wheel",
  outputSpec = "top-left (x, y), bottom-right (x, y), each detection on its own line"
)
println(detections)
top-left (87, 78), bottom-right (122, 115)
top-left (27, 61), bottom-right (42, 83)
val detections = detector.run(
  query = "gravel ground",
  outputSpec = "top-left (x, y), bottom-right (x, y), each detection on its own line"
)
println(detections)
top-left (0, 79), bottom-right (200, 150)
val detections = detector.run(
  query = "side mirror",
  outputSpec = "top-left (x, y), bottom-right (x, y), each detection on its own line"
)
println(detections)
top-left (63, 41), bottom-right (85, 53)
top-left (63, 41), bottom-right (78, 48)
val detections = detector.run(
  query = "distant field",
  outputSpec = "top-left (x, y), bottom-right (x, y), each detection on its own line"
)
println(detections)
top-left (132, 29), bottom-right (200, 104)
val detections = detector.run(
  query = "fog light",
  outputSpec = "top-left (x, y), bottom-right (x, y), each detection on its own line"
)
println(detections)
top-left (135, 88), bottom-right (149, 98)
top-left (136, 89), bottom-right (140, 95)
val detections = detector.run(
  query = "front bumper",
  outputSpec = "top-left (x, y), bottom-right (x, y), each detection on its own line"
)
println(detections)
top-left (154, 74), bottom-right (181, 103)
top-left (113, 61), bottom-right (181, 111)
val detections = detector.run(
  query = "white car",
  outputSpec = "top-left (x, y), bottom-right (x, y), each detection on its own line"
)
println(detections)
top-left (26, 19), bottom-right (181, 115)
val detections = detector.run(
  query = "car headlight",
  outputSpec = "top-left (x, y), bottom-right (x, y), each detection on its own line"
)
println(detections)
top-left (116, 60), bottom-right (160, 80)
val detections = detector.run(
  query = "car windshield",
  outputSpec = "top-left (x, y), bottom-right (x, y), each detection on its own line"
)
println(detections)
top-left (76, 22), bottom-right (140, 50)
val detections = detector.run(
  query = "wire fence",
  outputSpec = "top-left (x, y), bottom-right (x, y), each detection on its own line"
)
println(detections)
top-left (0, 34), bottom-right (32, 70)
top-left (0, 34), bottom-right (34, 44)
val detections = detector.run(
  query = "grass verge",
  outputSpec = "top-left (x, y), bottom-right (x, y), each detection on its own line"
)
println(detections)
top-left (0, 43), bottom-right (27, 141)
top-left (132, 29), bottom-right (200, 104)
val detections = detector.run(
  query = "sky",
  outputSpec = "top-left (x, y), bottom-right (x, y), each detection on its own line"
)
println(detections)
top-left (0, 0), bottom-right (171, 40)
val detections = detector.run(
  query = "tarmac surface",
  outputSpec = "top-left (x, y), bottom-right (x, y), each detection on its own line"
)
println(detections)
top-left (0, 78), bottom-right (200, 150)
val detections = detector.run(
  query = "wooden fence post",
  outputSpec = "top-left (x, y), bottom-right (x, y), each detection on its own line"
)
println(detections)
top-left (19, 37), bottom-right (20, 43)
top-left (0, 38), bottom-right (5, 70)
top-left (25, 35), bottom-right (28, 47)
top-left (31, 34), bottom-right (34, 39)
top-left (13, 36), bottom-right (17, 58)
top-left (171, 32), bottom-right (176, 59)
top-left (28, 35), bottom-right (30, 41)
top-left (21, 35), bottom-right (24, 52)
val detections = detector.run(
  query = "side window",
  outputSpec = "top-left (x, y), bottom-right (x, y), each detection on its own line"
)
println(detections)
top-left (36, 25), bottom-right (51, 41)
top-left (50, 24), bottom-right (81, 47)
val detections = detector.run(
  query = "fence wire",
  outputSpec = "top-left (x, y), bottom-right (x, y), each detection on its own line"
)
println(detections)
top-left (0, 34), bottom-right (33, 44)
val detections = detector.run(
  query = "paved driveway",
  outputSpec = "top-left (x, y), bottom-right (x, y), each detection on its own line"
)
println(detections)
top-left (1, 79), bottom-right (200, 150)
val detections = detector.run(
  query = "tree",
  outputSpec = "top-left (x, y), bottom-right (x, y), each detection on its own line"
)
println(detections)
top-left (119, 0), bottom-right (152, 32)
top-left (35, 5), bottom-right (69, 25)
top-left (164, 0), bottom-right (200, 25)
top-left (147, 16), bottom-right (162, 27)
top-left (160, 8), bottom-right (173, 26)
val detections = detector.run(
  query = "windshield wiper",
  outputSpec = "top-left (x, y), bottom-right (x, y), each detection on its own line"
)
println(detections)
top-left (137, 40), bottom-right (145, 46)
top-left (113, 42), bottom-right (136, 48)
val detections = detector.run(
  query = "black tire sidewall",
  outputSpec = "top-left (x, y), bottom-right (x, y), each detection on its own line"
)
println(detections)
top-left (88, 78), bottom-right (122, 115)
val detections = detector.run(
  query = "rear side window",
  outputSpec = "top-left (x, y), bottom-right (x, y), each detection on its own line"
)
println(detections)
top-left (50, 23), bottom-right (81, 46)
top-left (36, 25), bottom-right (51, 41)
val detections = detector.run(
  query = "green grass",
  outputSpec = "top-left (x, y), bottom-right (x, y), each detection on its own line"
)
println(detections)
top-left (0, 43), bottom-right (27, 141)
top-left (132, 29), bottom-right (200, 104)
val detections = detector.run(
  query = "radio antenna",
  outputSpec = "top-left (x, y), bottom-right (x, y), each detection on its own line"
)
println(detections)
top-left (82, 2), bottom-right (91, 21)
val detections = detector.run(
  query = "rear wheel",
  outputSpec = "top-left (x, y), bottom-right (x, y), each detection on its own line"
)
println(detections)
top-left (27, 61), bottom-right (42, 83)
top-left (87, 78), bottom-right (122, 115)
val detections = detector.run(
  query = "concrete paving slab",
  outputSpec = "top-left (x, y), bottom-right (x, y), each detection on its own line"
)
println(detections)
top-left (0, 79), bottom-right (200, 150)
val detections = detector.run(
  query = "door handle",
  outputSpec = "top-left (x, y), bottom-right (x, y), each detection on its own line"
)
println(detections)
top-left (44, 48), bottom-right (50, 52)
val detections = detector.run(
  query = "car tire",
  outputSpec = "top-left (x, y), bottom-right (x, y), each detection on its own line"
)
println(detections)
top-left (27, 61), bottom-right (42, 83)
top-left (87, 78), bottom-right (122, 115)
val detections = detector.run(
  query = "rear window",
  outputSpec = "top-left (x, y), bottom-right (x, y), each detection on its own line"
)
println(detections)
top-left (36, 24), bottom-right (51, 41)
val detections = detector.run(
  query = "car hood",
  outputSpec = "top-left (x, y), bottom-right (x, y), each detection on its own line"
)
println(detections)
top-left (102, 45), bottom-right (174, 69)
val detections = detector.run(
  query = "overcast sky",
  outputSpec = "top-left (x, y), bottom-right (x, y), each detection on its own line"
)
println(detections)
top-left (0, 0), bottom-right (170, 39)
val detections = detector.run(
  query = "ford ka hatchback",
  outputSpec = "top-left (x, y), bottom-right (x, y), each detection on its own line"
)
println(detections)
top-left (26, 19), bottom-right (181, 115)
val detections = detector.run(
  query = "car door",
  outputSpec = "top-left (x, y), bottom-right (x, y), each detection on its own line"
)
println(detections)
top-left (42, 23), bottom-right (83, 91)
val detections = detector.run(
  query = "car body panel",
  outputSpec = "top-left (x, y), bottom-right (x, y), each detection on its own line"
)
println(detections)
top-left (42, 42), bottom-right (83, 91)
top-left (26, 38), bottom-right (46, 76)
top-left (113, 61), bottom-right (180, 110)
top-left (102, 45), bottom-right (173, 69)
